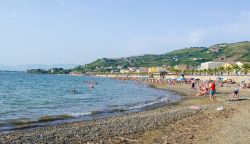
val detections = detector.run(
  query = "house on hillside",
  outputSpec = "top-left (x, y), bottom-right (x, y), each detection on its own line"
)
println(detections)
top-left (117, 65), bottom-right (122, 69)
top-left (128, 67), bottom-right (137, 72)
top-left (69, 71), bottom-right (82, 75)
top-left (148, 67), bottom-right (159, 73)
top-left (120, 69), bottom-right (129, 74)
top-left (136, 67), bottom-right (148, 73)
top-left (111, 69), bottom-right (120, 74)
top-left (209, 46), bottom-right (220, 52)
top-left (174, 64), bottom-right (190, 70)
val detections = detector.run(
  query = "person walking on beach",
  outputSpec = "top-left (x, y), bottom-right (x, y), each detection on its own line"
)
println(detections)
top-left (209, 80), bottom-right (216, 103)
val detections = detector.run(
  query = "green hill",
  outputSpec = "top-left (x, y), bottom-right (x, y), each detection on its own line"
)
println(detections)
top-left (220, 41), bottom-right (250, 61)
top-left (73, 41), bottom-right (250, 73)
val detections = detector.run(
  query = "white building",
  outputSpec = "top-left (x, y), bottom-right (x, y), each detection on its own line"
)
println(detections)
top-left (136, 67), bottom-right (148, 73)
top-left (120, 69), bottom-right (130, 74)
top-left (236, 61), bottom-right (243, 67)
top-left (199, 62), bottom-right (225, 70)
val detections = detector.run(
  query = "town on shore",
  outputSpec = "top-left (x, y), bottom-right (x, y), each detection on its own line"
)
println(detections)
top-left (28, 60), bottom-right (250, 78)
top-left (27, 41), bottom-right (250, 78)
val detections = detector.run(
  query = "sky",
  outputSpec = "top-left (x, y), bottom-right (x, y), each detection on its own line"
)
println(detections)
top-left (0, 0), bottom-right (250, 66)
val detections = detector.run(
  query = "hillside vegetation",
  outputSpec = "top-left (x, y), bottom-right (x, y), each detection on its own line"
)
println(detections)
top-left (73, 41), bottom-right (250, 73)
top-left (221, 42), bottom-right (250, 61)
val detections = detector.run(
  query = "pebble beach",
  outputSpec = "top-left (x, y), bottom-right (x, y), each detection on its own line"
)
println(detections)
top-left (1, 81), bottom-right (250, 144)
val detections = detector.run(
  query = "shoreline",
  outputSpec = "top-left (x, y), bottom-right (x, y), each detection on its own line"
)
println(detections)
top-left (0, 83), bottom-right (193, 143)
top-left (0, 82), bottom-right (181, 133)
top-left (1, 82), bottom-right (249, 143)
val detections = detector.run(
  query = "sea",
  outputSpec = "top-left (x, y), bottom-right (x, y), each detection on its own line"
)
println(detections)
top-left (0, 72), bottom-right (181, 131)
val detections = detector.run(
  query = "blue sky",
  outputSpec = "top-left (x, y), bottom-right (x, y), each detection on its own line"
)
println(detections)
top-left (0, 0), bottom-right (250, 66)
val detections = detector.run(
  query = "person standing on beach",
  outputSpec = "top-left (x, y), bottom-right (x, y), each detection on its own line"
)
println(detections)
top-left (191, 80), bottom-right (195, 89)
top-left (209, 80), bottom-right (216, 103)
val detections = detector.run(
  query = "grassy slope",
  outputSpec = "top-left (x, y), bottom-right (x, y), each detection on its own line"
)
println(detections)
top-left (221, 42), bottom-right (250, 61)
top-left (75, 41), bottom-right (250, 71)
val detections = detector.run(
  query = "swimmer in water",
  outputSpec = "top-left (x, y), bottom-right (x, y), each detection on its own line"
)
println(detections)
top-left (88, 84), bottom-right (94, 88)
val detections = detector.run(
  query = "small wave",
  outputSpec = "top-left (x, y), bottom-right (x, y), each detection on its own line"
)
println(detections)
top-left (70, 112), bottom-right (92, 117)
top-left (71, 108), bottom-right (127, 118)
top-left (90, 110), bottom-right (104, 115)
top-left (3, 114), bottom-right (74, 126)
top-left (38, 114), bottom-right (73, 122)
top-left (129, 97), bottom-right (170, 110)
top-left (7, 118), bottom-right (36, 126)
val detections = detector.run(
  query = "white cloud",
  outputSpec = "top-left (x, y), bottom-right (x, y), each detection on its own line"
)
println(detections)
top-left (0, 10), bottom-right (19, 18)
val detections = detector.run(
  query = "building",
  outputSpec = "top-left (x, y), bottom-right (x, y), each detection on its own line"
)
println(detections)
top-left (236, 61), bottom-right (243, 67)
top-left (128, 67), bottom-right (137, 72)
top-left (136, 67), bottom-right (148, 73)
top-left (223, 63), bottom-right (233, 68)
top-left (174, 64), bottom-right (190, 70)
top-left (199, 62), bottom-right (225, 70)
top-left (111, 69), bottom-right (120, 74)
top-left (148, 67), bottom-right (159, 73)
top-left (120, 69), bottom-right (130, 74)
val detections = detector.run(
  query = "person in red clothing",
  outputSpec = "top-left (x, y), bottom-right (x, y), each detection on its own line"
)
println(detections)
top-left (209, 80), bottom-right (216, 103)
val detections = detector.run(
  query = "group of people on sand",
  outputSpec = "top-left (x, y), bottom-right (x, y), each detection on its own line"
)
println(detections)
top-left (147, 76), bottom-right (241, 103)
top-left (191, 79), bottom-right (217, 102)
top-left (115, 75), bottom-right (244, 103)
top-left (191, 78), bottom-right (241, 102)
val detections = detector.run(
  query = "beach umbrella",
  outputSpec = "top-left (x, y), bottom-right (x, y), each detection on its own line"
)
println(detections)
top-left (244, 78), bottom-right (250, 81)
top-left (244, 78), bottom-right (250, 83)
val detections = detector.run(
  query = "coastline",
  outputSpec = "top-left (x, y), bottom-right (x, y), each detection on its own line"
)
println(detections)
top-left (0, 80), bottom-right (181, 133)
top-left (0, 82), bottom-right (250, 143)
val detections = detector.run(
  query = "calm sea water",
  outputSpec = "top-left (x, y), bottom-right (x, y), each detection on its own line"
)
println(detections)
top-left (0, 72), bottom-right (180, 131)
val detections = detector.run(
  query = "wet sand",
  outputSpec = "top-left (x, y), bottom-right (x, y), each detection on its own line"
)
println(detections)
top-left (0, 83), bottom-right (250, 143)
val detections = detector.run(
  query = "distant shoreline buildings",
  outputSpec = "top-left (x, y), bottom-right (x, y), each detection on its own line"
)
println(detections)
top-left (199, 62), bottom-right (226, 70)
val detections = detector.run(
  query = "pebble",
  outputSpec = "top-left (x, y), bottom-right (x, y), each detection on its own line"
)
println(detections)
top-left (0, 106), bottom-right (198, 143)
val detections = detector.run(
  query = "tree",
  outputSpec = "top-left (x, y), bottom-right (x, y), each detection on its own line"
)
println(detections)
top-left (232, 64), bottom-right (241, 75)
top-left (224, 66), bottom-right (233, 75)
top-left (218, 66), bottom-right (225, 76)
top-left (207, 68), bottom-right (213, 75)
top-left (198, 70), bottom-right (202, 75)
top-left (242, 63), bottom-right (250, 75)
top-left (213, 68), bottom-right (218, 75)
top-left (202, 69), bottom-right (208, 75)
top-left (191, 69), bottom-right (195, 75)
top-left (194, 69), bottom-right (199, 75)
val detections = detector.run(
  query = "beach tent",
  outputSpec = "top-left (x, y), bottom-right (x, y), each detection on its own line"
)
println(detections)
top-left (216, 77), bottom-right (224, 82)
top-left (243, 78), bottom-right (250, 83)
top-left (177, 77), bottom-right (186, 81)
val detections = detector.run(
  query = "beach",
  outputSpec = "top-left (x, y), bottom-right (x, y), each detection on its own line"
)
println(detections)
top-left (0, 79), bottom-right (250, 143)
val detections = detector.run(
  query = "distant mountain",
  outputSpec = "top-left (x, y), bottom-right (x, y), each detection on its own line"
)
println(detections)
top-left (0, 64), bottom-right (78, 71)
top-left (73, 41), bottom-right (250, 73)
